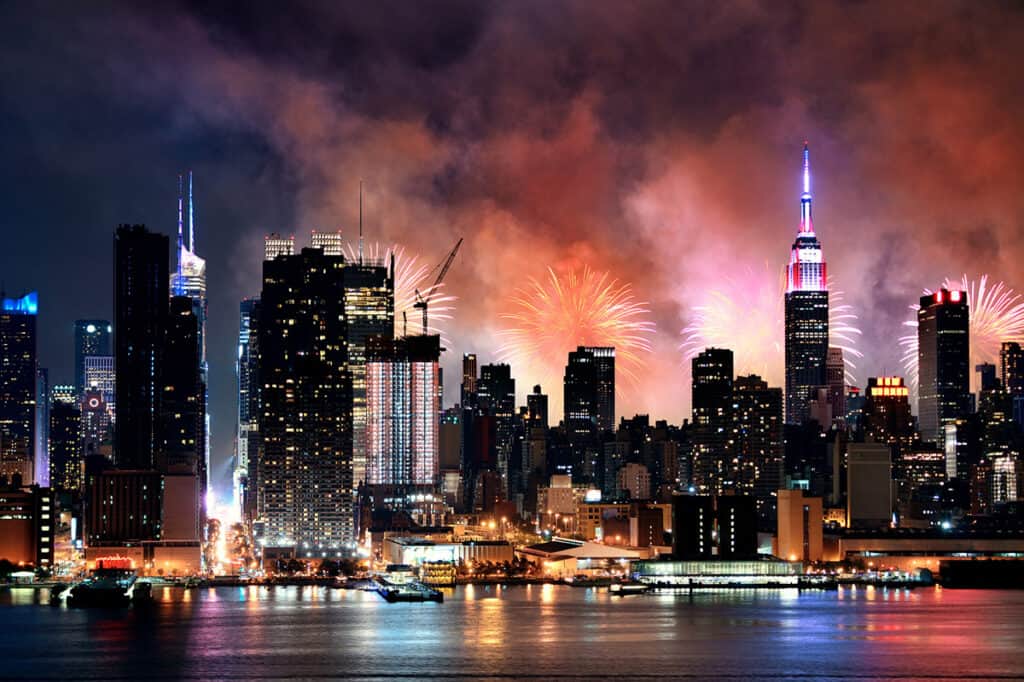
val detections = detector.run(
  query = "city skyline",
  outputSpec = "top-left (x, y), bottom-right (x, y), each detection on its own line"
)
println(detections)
top-left (4, 2), bottom-right (1024, 500)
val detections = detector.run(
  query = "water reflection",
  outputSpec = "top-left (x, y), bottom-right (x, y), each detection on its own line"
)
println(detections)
top-left (0, 585), bottom-right (1022, 680)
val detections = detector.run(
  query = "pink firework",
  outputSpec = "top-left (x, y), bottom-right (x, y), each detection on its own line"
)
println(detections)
top-left (679, 264), bottom-right (862, 385)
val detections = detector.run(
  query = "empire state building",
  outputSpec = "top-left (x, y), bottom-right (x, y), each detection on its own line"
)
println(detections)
top-left (784, 142), bottom-right (829, 424)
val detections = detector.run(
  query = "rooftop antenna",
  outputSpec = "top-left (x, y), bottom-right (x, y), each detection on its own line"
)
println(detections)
top-left (188, 170), bottom-right (195, 252)
top-left (175, 174), bottom-right (184, 292)
top-left (358, 180), bottom-right (364, 266)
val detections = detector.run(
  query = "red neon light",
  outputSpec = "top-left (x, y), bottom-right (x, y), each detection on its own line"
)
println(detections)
top-left (935, 291), bottom-right (943, 304)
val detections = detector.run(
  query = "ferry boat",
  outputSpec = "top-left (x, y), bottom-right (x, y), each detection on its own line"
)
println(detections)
top-left (62, 557), bottom-right (151, 607)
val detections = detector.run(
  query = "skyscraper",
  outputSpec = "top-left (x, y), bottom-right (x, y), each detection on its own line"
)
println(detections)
top-left (461, 353), bottom-right (478, 407)
top-left (564, 347), bottom-right (599, 442)
top-left (161, 297), bottom-right (205, 473)
top-left (365, 335), bottom-right (441, 487)
top-left (0, 291), bottom-right (38, 483)
top-left (257, 248), bottom-right (354, 550)
top-left (691, 347), bottom-right (733, 493)
top-left (73, 320), bottom-right (111, 397)
top-left (264, 233), bottom-right (295, 261)
top-left (784, 143), bottom-right (829, 425)
top-left (235, 297), bottom-right (259, 518)
top-left (917, 288), bottom-right (970, 445)
top-left (83, 355), bottom-right (115, 414)
top-left (1000, 342), bottom-right (1024, 395)
top-left (733, 374), bottom-right (784, 500)
top-left (583, 346), bottom-right (615, 432)
top-left (49, 398), bottom-right (81, 493)
top-left (170, 173), bottom-right (209, 494)
top-left (34, 367), bottom-right (49, 486)
top-left (343, 257), bottom-right (394, 487)
top-left (826, 347), bottom-right (846, 423)
top-left (114, 225), bottom-right (169, 470)
top-left (527, 384), bottom-right (549, 430)
top-left (478, 363), bottom-right (516, 491)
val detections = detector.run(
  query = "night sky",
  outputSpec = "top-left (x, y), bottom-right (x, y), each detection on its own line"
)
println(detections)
top-left (3, 1), bottom-right (1023, 495)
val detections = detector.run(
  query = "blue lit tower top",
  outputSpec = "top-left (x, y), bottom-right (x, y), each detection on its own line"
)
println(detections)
top-left (786, 142), bottom-right (827, 293)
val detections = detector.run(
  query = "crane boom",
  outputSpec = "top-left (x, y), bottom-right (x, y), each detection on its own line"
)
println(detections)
top-left (413, 237), bottom-right (462, 335)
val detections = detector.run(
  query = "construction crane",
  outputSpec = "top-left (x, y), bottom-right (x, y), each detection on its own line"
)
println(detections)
top-left (414, 237), bottom-right (463, 335)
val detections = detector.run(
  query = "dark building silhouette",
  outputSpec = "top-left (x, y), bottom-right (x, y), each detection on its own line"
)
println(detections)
top-left (461, 353), bottom-right (478, 408)
top-left (784, 144), bottom-right (829, 425)
top-left (161, 294), bottom-right (206, 528)
top-left (73, 319), bottom-right (111, 398)
top-left (1000, 342), bottom-right (1024, 395)
top-left (564, 346), bottom-right (615, 440)
top-left (672, 494), bottom-right (714, 559)
top-left (479, 363), bottom-right (515, 493)
top-left (672, 493), bottom-right (758, 559)
top-left (236, 297), bottom-right (260, 522)
top-left (84, 456), bottom-right (162, 544)
top-left (691, 348), bottom-right (733, 493)
top-left (0, 292), bottom-right (38, 484)
top-left (257, 248), bottom-right (354, 550)
top-left (527, 385), bottom-right (549, 430)
top-left (114, 225), bottom-right (169, 470)
top-left (716, 495), bottom-right (758, 559)
top-left (917, 289), bottom-right (970, 445)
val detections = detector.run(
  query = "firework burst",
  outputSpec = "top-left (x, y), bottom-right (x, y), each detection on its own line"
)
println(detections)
top-left (497, 266), bottom-right (656, 389)
top-left (900, 274), bottom-right (1024, 393)
top-left (679, 264), bottom-right (863, 385)
top-left (344, 241), bottom-right (456, 341)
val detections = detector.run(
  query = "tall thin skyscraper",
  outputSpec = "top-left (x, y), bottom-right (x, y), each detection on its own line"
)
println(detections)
top-left (343, 256), bottom-right (394, 487)
top-left (691, 347), bottom-right (734, 493)
top-left (461, 353), bottom-right (478, 407)
top-left (365, 335), bottom-right (441, 486)
top-left (0, 291), bottom-right (38, 483)
top-left (161, 297), bottom-right (204, 470)
top-left (235, 297), bottom-right (259, 517)
top-left (917, 288), bottom-right (970, 444)
top-left (527, 385), bottom-right (549, 430)
top-left (170, 173), bottom-right (209, 493)
top-left (73, 320), bottom-right (111, 397)
top-left (34, 367), bottom-right (49, 486)
top-left (258, 248), bottom-right (354, 550)
top-left (114, 224), bottom-right (169, 470)
top-left (784, 143), bottom-right (829, 425)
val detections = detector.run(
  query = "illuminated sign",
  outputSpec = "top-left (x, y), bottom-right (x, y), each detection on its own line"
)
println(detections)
top-left (1, 291), bottom-right (38, 315)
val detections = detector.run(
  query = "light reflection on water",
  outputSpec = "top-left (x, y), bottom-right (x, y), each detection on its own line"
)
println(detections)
top-left (0, 585), bottom-right (1022, 679)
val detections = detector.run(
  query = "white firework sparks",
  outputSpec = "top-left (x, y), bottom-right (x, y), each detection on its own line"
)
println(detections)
top-left (344, 241), bottom-right (456, 341)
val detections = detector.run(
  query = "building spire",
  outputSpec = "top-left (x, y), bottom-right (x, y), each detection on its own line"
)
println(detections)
top-left (800, 141), bottom-right (813, 234)
top-left (188, 170), bottom-right (195, 253)
top-left (175, 173), bottom-right (184, 293)
top-left (358, 180), bottom-right (364, 266)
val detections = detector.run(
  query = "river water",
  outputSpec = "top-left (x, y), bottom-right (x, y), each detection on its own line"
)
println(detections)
top-left (0, 584), bottom-right (1022, 680)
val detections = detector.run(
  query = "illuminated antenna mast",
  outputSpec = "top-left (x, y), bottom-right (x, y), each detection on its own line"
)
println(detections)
top-left (175, 173), bottom-right (184, 292)
top-left (188, 170), bottom-right (195, 252)
top-left (358, 180), bottom-right (364, 266)
top-left (800, 141), bottom-right (813, 234)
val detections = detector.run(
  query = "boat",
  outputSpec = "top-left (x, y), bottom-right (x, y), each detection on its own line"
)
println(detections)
top-left (64, 557), bottom-right (151, 608)
top-left (374, 576), bottom-right (444, 603)
top-left (609, 582), bottom-right (650, 596)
